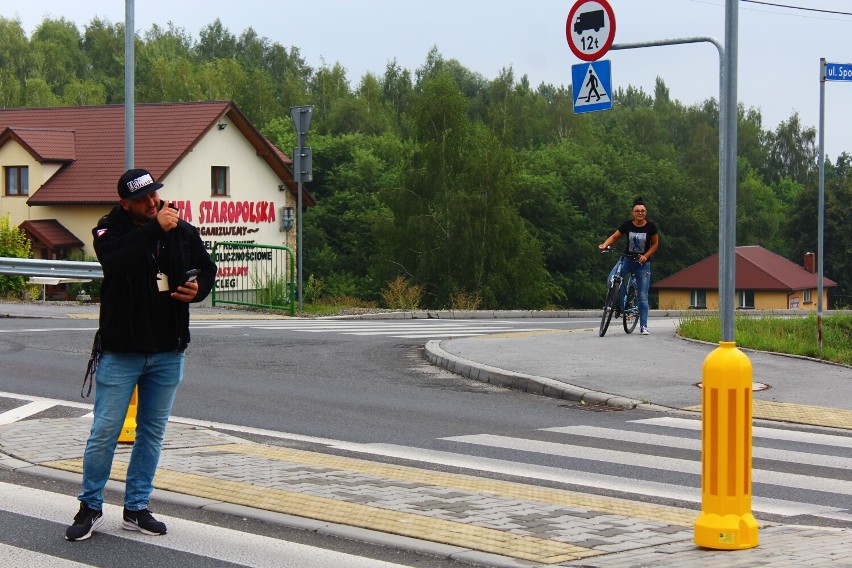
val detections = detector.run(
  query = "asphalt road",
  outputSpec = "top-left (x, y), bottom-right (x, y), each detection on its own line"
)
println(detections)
top-left (1, 315), bottom-right (849, 528)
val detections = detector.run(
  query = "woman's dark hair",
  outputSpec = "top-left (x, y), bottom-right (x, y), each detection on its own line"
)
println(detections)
top-left (633, 197), bottom-right (646, 207)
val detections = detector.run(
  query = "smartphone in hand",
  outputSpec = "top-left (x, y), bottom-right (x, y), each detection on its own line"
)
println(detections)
top-left (184, 268), bottom-right (201, 283)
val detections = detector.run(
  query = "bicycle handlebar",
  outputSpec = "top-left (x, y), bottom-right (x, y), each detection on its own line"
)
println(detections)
top-left (600, 246), bottom-right (641, 260)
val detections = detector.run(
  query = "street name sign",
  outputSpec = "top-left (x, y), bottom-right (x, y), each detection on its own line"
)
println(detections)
top-left (566, 0), bottom-right (616, 61)
top-left (825, 62), bottom-right (852, 82)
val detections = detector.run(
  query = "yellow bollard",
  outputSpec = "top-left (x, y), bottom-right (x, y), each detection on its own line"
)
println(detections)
top-left (117, 386), bottom-right (138, 444)
top-left (694, 342), bottom-right (758, 549)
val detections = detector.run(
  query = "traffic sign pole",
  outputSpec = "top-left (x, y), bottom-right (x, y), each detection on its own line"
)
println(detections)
top-left (816, 59), bottom-right (850, 348)
top-left (290, 105), bottom-right (314, 313)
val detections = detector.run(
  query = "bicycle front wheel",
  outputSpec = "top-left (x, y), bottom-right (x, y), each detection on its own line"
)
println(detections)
top-left (623, 278), bottom-right (639, 334)
top-left (599, 283), bottom-right (618, 337)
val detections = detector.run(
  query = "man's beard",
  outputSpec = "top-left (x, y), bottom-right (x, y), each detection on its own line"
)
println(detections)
top-left (128, 209), bottom-right (155, 226)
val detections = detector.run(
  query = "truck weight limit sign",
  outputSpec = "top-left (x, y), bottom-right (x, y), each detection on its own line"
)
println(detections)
top-left (566, 0), bottom-right (616, 61)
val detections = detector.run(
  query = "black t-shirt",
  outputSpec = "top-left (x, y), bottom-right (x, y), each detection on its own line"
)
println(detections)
top-left (617, 220), bottom-right (658, 255)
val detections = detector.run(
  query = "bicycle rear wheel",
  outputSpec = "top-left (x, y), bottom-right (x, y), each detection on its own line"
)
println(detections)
top-left (622, 277), bottom-right (639, 334)
top-left (599, 283), bottom-right (618, 337)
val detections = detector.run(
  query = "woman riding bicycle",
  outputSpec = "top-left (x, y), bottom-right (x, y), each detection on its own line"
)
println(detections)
top-left (598, 197), bottom-right (659, 335)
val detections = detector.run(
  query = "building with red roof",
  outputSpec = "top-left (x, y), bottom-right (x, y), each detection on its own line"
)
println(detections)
top-left (0, 101), bottom-right (311, 261)
top-left (652, 246), bottom-right (837, 310)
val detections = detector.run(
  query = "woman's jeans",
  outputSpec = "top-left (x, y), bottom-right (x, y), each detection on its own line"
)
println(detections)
top-left (609, 259), bottom-right (652, 327)
top-left (79, 350), bottom-right (184, 511)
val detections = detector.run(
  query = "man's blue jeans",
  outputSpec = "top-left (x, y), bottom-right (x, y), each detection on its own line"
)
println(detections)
top-left (79, 351), bottom-right (184, 511)
top-left (609, 259), bottom-right (652, 328)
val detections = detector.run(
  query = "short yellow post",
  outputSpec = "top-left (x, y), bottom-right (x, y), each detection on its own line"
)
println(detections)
top-left (694, 342), bottom-right (758, 549)
top-left (117, 386), bottom-right (138, 444)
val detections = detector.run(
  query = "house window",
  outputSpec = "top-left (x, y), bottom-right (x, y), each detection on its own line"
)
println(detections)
top-left (690, 289), bottom-right (707, 309)
top-left (211, 166), bottom-right (229, 196)
top-left (4, 166), bottom-right (28, 196)
top-left (737, 290), bottom-right (755, 309)
top-left (803, 289), bottom-right (812, 304)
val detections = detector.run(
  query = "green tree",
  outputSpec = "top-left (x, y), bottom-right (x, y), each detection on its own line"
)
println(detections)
top-left (23, 77), bottom-right (58, 106)
top-left (0, 17), bottom-right (28, 107)
top-left (786, 166), bottom-right (851, 307)
top-left (196, 19), bottom-right (237, 62)
top-left (379, 72), bottom-right (554, 308)
top-left (0, 215), bottom-right (32, 298)
top-left (736, 160), bottom-right (785, 253)
top-left (28, 18), bottom-right (86, 96)
top-left (81, 18), bottom-right (125, 103)
top-left (62, 79), bottom-right (107, 106)
top-left (765, 112), bottom-right (817, 186)
top-left (308, 62), bottom-right (351, 132)
top-left (382, 59), bottom-right (413, 124)
top-left (136, 23), bottom-right (197, 102)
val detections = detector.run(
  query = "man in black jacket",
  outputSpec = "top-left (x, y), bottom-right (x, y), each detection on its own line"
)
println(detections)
top-left (66, 168), bottom-right (216, 541)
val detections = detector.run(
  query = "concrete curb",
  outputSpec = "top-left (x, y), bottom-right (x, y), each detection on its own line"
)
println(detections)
top-left (423, 340), bottom-right (669, 411)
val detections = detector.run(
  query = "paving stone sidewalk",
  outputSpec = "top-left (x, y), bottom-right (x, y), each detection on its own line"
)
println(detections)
top-left (1, 417), bottom-right (849, 567)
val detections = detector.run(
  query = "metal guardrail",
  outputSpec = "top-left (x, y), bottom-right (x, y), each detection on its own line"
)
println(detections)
top-left (0, 257), bottom-right (104, 279)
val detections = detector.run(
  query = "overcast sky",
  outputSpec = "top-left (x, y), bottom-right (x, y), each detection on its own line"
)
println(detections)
top-left (5, 0), bottom-right (851, 159)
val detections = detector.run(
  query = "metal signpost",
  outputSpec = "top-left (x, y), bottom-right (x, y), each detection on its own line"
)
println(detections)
top-left (816, 59), bottom-right (850, 349)
top-left (290, 105), bottom-right (314, 312)
top-left (566, 0), bottom-right (757, 550)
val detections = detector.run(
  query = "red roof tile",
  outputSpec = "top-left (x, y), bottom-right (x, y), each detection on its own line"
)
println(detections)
top-left (653, 246), bottom-right (837, 291)
top-left (0, 128), bottom-right (76, 161)
top-left (0, 101), bottom-right (310, 206)
top-left (19, 219), bottom-right (84, 249)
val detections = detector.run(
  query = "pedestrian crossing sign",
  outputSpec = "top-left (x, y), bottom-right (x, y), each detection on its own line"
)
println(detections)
top-left (572, 59), bottom-right (612, 114)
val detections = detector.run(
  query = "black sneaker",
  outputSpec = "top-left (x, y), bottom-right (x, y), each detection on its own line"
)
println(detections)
top-left (122, 508), bottom-right (167, 535)
top-left (65, 502), bottom-right (104, 541)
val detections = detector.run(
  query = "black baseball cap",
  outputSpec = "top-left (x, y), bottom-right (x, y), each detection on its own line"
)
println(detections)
top-left (117, 168), bottom-right (163, 200)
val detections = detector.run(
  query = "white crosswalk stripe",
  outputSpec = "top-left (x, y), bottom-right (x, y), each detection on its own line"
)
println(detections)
top-left (437, 417), bottom-right (852, 520)
top-left (0, 482), bottom-right (411, 567)
top-left (190, 319), bottom-right (550, 338)
top-left (0, 319), bottom-right (554, 339)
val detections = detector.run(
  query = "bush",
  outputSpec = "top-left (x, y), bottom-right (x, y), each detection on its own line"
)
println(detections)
top-left (0, 215), bottom-right (32, 298)
top-left (304, 274), bottom-right (325, 304)
top-left (380, 275), bottom-right (424, 310)
top-left (449, 288), bottom-right (482, 310)
top-left (254, 272), bottom-right (292, 307)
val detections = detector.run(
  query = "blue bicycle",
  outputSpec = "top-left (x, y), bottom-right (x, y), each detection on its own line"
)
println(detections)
top-left (599, 247), bottom-right (641, 337)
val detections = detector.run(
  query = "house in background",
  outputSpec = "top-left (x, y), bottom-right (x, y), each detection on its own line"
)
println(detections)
top-left (653, 246), bottom-right (837, 310)
top-left (0, 101), bottom-right (312, 262)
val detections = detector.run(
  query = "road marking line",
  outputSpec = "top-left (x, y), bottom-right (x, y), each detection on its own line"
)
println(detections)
top-left (633, 416), bottom-right (852, 447)
top-left (442, 434), bottom-right (852, 495)
top-left (542, 425), bottom-right (852, 469)
top-left (0, 400), bottom-right (57, 425)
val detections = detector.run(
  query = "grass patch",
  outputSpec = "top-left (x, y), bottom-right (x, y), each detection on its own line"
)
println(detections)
top-left (677, 313), bottom-right (852, 366)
